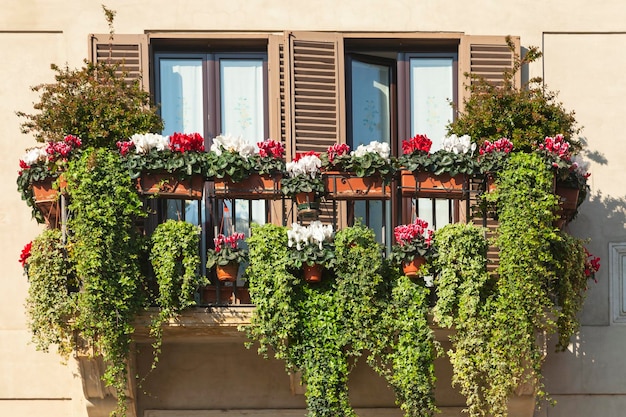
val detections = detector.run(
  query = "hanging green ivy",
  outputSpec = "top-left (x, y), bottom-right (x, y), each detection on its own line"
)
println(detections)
top-left (66, 148), bottom-right (148, 417)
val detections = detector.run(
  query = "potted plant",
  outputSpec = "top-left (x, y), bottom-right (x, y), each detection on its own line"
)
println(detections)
top-left (117, 132), bottom-right (208, 199)
top-left (209, 135), bottom-right (285, 199)
top-left (535, 134), bottom-right (590, 224)
top-left (399, 133), bottom-right (476, 198)
top-left (17, 135), bottom-right (82, 225)
top-left (286, 221), bottom-right (335, 282)
top-left (281, 151), bottom-right (325, 219)
top-left (389, 217), bottom-right (437, 278)
top-left (321, 141), bottom-right (395, 200)
top-left (206, 232), bottom-right (248, 282)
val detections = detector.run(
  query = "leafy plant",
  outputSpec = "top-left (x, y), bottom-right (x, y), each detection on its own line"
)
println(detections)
top-left (399, 133), bottom-right (478, 176)
top-left (207, 136), bottom-right (286, 181)
top-left (66, 148), bottom-right (148, 417)
top-left (322, 142), bottom-right (396, 180)
top-left (282, 151), bottom-right (325, 196)
top-left (447, 36), bottom-right (580, 152)
top-left (23, 229), bottom-right (78, 358)
top-left (17, 61), bottom-right (163, 149)
top-left (287, 221), bottom-right (336, 268)
top-left (206, 232), bottom-right (248, 268)
top-left (117, 132), bottom-right (210, 180)
top-left (149, 219), bottom-right (205, 366)
top-left (389, 218), bottom-right (437, 265)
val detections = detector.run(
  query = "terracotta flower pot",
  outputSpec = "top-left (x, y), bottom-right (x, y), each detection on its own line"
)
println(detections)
top-left (216, 262), bottom-right (239, 282)
top-left (400, 170), bottom-right (466, 199)
top-left (136, 172), bottom-right (203, 200)
top-left (402, 256), bottom-right (426, 278)
top-left (295, 192), bottom-right (320, 220)
top-left (32, 176), bottom-right (67, 228)
top-left (213, 173), bottom-right (282, 200)
top-left (303, 263), bottom-right (323, 283)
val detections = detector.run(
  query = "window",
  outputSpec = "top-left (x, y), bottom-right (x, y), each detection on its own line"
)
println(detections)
top-left (88, 31), bottom-right (519, 251)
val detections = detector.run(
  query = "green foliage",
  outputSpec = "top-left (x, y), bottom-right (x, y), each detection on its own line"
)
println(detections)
top-left (66, 148), bottom-right (148, 416)
top-left (323, 152), bottom-right (396, 180)
top-left (206, 247), bottom-right (248, 268)
top-left (245, 223), bottom-right (436, 417)
top-left (288, 241), bottom-right (336, 269)
top-left (121, 148), bottom-right (210, 179)
top-left (24, 229), bottom-right (78, 358)
top-left (17, 61), bottom-right (163, 149)
top-left (400, 149), bottom-right (478, 176)
top-left (281, 174), bottom-right (325, 196)
top-left (447, 37), bottom-right (580, 152)
top-left (150, 220), bottom-right (205, 365)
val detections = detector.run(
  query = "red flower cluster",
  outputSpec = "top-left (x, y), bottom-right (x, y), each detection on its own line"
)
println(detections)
top-left (326, 143), bottom-right (350, 164)
top-left (19, 241), bottom-right (32, 268)
top-left (19, 160), bottom-right (29, 170)
top-left (213, 232), bottom-right (245, 252)
top-left (293, 151), bottom-right (321, 162)
top-left (584, 248), bottom-right (601, 282)
top-left (402, 134), bottom-right (432, 155)
top-left (46, 135), bottom-right (82, 160)
top-left (538, 134), bottom-right (571, 161)
top-left (257, 139), bottom-right (285, 158)
top-left (116, 140), bottom-right (135, 156)
top-left (394, 218), bottom-right (433, 247)
top-left (169, 132), bottom-right (205, 152)
top-left (479, 137), bottom-right (514, 155)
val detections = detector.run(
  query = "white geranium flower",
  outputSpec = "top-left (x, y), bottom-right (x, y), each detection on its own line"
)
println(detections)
top-left (130, 133), bottom-right (169, 154)
top-left (22, 147), bottom-right (48, 166)
top-left (351, 141), bottom-right (390, 160)
top-left (442, 134), bottom-right (476, 155)
top-left (211, 134), bottom-right (255, 158)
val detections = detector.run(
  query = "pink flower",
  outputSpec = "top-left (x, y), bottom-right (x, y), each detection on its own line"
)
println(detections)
top-left (394, 218), bottom-right (432, 248)
top-left (402, 134), bottom-right (432, 155)
top-left (116, 140), bottom-right (135, 156)
top-left (537, 134), bottom-right (571, 161)
top-left (584, 248), bottom-right (600, 283)
top-left (479, 138), bottom-right (513, 155)
top-left (213, 233), bottom-right (245, 251)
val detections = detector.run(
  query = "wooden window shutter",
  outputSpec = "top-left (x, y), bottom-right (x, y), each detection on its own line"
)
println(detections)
top-left (88, 34), bottom-right (150, 91)
top-left (268, 34), bottom-right (290, 152)
top-left (458, 35), bottom-right (521, 114)
top-left (285, 32), bottom-right (346, 157)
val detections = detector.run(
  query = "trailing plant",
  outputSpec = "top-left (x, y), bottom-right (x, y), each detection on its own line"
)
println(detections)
top-left (447, 36), bottom-right (580, 152)
top-left (458, 152), bottom-right (561, 417)
top-left (23, 229), bottom-right (78, 358)
top-left (368, 272), bottom-right (437, 417)
top-left (17, 60), bottom-right (163, 149)
top-left (66, 148), bottom-right (148, 417)
top-left (149, 219), bottom-right (205, 367)
top-left (244, 223), bottom-right (391, 417)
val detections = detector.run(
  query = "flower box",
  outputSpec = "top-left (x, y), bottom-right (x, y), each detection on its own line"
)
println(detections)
top-left (212, 173), bottom-right (282, 200)
top-left (555, 182), bottom-right (579, 211)
top-left (32, 176), bottom-right (67, 228)
top-left (136, 172), bottom-right (203, 200)
top-left (322, 171), bottom-right (391, 200)
top-left (400, 171), bottom-right (467, 199)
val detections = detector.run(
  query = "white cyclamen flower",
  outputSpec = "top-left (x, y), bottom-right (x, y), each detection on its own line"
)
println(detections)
top-left (131, 133), bottom-right (169, 154)
top-left (286, 154), bottom-right (322, 178)
top-left (288, 221), bottom-right (333, 251)
top-left (442, 134), bottom-right (476, 155)
top-left (211, 134), bottom-right (255, 158)
top-left (351, 141), bottom-right (390, 160)
top-left (22, 147), bottom-right (48, 165)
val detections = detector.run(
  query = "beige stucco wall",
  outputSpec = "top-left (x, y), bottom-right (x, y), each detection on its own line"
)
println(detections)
top-left (2, 1), bottom-right (626, 416)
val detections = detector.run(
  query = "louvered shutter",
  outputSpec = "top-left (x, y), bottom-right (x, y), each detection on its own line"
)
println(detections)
top-left (88, 34), bottom-right (150, 91)
top-left (285, 32), bottom-right (345, 156)
top-left (458, 35), bottom-right (521, 113)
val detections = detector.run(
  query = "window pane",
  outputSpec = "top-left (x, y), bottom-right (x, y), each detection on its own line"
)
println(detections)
top-left (410, 57), bottom-right (453, 150)
top-left (159, 59), bottom-right (204, 135)
top-left (220, 59), bottom-right (266, 232)
top-left (351, 60), bottom-right (391, 146)
top-left (410, 57), bottom-right (454, 228)
top-left (350, 59), bottom-right (392, 246)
